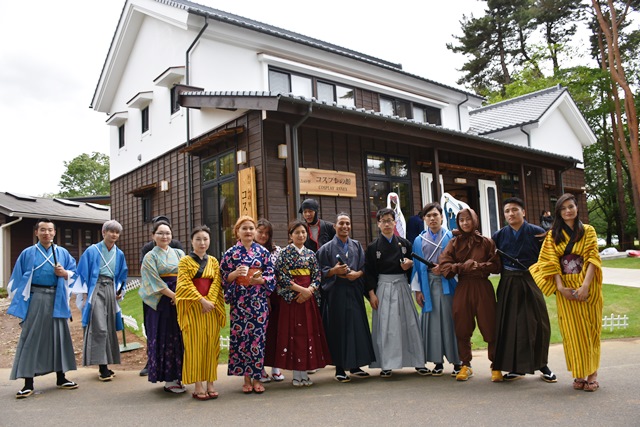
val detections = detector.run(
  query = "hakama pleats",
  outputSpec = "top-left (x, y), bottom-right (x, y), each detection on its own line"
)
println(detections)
top-left (10, 286), bottom-right (76, 379)
top-left (83, 277), bottom-right (121, 366)
top-left (421, 273), bottom-right (460, 365)
top-left (370, 274), bottom-right (424, 369)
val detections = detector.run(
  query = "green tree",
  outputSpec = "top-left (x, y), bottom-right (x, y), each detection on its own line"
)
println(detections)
top-left (58, 152), bottom-right (110, 197)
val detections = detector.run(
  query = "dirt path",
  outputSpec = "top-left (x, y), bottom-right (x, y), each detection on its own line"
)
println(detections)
top-left (0, 298), bottom-right (147, 371)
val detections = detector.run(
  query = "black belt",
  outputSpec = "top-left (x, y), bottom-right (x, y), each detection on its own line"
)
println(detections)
top-left (31, 283), bottom-right (55, 288)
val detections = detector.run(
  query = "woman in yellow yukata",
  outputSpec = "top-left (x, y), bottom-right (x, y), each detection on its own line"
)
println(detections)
top-left (176, 225), bottom-right (226, 401)
top-left (530, 193), bottom-right (603, 392)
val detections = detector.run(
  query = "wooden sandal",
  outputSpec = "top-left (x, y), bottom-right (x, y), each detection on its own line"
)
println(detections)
top-left (573, 379), bottom-right (587, 390)
top-left (584, 380), bottom-right (599, 392)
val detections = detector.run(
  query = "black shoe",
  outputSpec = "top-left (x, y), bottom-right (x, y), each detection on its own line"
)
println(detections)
top-left (380, 370), bottom-right (392, 378)
top-left (451, 364), bottom-right (462, 377)
top-left (139, 366), bottom-right (149, 376)
top-left (503, 372), bottom-right (525, 381)
top-left (415, 367), bottom-right (432, 376)
top-left (349, 368), bottom-right (370, 378)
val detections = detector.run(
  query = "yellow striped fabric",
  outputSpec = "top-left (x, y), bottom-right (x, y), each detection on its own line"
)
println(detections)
top-left (530, 224), bottom-right (603, 378)
top-left (289, 268), bottom-right (311, 276)
top-left (176, 256), bottom-right (226, 384)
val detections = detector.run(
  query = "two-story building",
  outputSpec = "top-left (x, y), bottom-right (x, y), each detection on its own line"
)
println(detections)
top-left (92, 0), bottom-right (594, 273)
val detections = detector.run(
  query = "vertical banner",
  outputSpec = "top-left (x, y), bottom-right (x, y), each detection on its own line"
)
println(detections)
top-left (238, 166), bottom-right (257, 219)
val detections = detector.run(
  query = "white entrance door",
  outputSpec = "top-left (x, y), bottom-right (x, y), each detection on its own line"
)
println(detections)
top-left (478, 179), bottom-right (500, 237)
top-left (420, 172), bottom-right (444, 207)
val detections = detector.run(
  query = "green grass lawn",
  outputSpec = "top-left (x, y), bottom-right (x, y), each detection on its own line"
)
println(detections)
top-left (601, 257), bottom-right (640, 269)
top-left (121, 275), bottom-right (639, 361)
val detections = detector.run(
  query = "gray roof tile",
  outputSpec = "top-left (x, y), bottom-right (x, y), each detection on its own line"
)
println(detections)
top-left (0, 192), bottom-right (110, 224)
top-left (468, 85), bottom-right (565, 135)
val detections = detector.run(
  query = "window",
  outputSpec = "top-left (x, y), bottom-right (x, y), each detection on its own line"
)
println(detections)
top-left (366, 154), bottom-right (412, 240)
top-left (84, 230), bottom-right (93, 248)
top-left (142, 195), bottom-right (152, 223)
top-left (141, 106), bottom-right (149, 133)
top-left (202, 151), bottom-right (237, 258)
top-left (118, 124), bottom-right (125, 149)
top-left (501, 173), bottom-right (520, 200)
top-left (170, 86), bottom-right (180, 114)
top-left (63, 228), bottom-right (76, 247)
top-left (268, 68), bottom-right (353, 106)
top-left (381, 96), bottom-right (441, 125)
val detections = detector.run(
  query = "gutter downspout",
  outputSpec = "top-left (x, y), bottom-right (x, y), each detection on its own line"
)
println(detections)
top-left (456, 95), bottom-right (469, 131)
top-left (520, 125), bottom-right (531, 148)
top-left (292, 104), bottom-right (313, 214)
top-left (1, 217), bottom-right (23, 288)
top-left (185, 17), bottom-right (209, 238)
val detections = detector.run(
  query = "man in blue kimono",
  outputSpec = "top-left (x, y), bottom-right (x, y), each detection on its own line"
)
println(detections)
top-left (7, 218), bottom-right (78, 398)
top-left (492, 197), bottom-right (556, 383)
top-left (73, 220), bottom-right (128, 381)
top-left (317, 212), bottom-right (375, 382)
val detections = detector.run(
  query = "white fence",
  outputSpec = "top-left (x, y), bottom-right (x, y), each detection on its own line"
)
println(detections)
top-left (602, 313), bottom-right (629, 332)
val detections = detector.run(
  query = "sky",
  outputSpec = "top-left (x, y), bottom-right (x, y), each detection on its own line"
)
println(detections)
top-left (0, 0), bottom-right (586, 197)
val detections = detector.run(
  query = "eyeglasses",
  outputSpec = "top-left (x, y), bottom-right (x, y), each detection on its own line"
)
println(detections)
top-left (378, 219), bottom-right (395, 225)
top-left (155, 232), bottom-right (171, 236)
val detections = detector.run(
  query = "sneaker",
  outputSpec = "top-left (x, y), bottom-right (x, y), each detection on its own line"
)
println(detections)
top-left (491, 370), bottom-right (504, 382)
top-left (503, 372), bottom-right (524, 381)
top-left (451, 364), bottom-right (462, 377)
top-left (380, 370), bottom-right (393, 378)
top-left (272, 372), bottom-right (285, 382)
top-left (456, 366), bottom-right (473, 381)
top-left (432, 364), bottom-right (444, 376)
top-left (415, 367), bottom-right (432, 376)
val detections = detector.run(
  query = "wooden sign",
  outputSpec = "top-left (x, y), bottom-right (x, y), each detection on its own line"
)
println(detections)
top-left (238, 167), bottom-right (257, 219)
top-left (299, 168), bottom-right (357, 198)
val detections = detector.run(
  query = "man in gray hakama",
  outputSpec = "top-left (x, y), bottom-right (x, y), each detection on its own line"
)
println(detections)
top-left (365, 208), bottom-right (424, 377)
top-left (74, 220), bottom-right (128, 381)
top-left (7, 218), bottom-right (78, 399)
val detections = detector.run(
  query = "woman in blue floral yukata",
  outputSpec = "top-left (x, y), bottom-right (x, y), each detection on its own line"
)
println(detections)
top-left (220, 216), bottom-right (276, 394)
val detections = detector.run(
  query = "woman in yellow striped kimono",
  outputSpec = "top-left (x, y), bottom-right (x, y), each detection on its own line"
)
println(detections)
top-left (176, 225), bottom-right (226, 401)
top-left (530, 194), bottom-right (602, 392)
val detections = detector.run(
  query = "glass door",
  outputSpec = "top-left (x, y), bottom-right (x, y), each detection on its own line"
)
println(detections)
top-left (202, 151), bottom-right (237, 258)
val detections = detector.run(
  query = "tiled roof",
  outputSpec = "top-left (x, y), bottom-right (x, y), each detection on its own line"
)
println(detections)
top-left (154, 0), bottom-right (483, 100)
top-left (0, 192), bottom-right (110, 224)
top-left (468, 85), bottom-right (566, 135)
top-left (179, 90), bottom-right (578, 164)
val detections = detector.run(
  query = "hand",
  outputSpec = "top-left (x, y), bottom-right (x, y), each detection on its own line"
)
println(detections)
top-left (200, 298), bottom-right (215, 313)
top-left (574, 285), bottom-right (589, 302)
top-left (170, 292), bottom-right (177, 305)
top-left (54, 264), bottom-right (67, 278)
top-left (249, 275), bottom-right (265, 286)
top-left (345, 270), bottom-right (360, 281)
top-left (369, 292), bottom-right (379, 310)
top-left (400, 258), bottom-right (413, 271)
top-left (295, 287), bottom-right (313, 304)
top-left (334, 262), bottom-right (349, 277)
top-left (415, 291), bottom-right (425, 308)
top-left (557, 287), bottom-right (575, 300)
top-left (430, 264), bottom-right (441, 275)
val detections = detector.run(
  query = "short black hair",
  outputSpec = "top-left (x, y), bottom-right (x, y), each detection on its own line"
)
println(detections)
top-left (34, 218), bottom-right (56, 231)
top-left (420, 202), bottom-right (442, 218)
top-left (503, 197), bottom-right (525, 209)
top-left (376, 208), bottom-right (395, 221)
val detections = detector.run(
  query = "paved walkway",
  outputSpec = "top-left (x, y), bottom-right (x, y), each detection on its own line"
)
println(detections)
top-left (601, 267), bottom-right (640, 288)
top-left (2, 338), bottom-right (639, 426)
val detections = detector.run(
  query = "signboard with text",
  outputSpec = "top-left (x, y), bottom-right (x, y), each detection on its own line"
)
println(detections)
top-left (299, 168), bottom-right (357, 198)
top-left (238, 167), bottom-right (257, 219)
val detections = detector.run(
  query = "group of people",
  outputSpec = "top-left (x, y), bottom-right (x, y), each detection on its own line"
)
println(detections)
top-left (6, 192), bottom-right (603, 400)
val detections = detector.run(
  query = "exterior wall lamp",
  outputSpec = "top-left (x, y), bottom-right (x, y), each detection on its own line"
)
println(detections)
top-left (237, 150), bottom-right (247, 165)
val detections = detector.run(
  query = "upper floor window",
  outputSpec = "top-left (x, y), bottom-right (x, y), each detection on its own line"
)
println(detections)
top-left (268, 68), bottom-right (354, 107)
top-left (170, 86), bottom-right (181, 114)
top-left (118, 124), bottom-right (125, 149)
top-left (141, 106), bottom-right (150, 133)
top-left (381, 96), bottom-right (441, 125)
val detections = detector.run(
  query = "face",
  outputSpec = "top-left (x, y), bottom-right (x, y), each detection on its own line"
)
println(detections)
top-left (302, 209), bottom-right (316, 224)
top-left (334, 215), bottom-right (351, 239)
top-left (191, 231), bottom-right (210, 253)
top-left (35, 222), bottom-right (56, 246)
top-left (559, 199), bottom-right (578, 223)
top-left (290, 225), bottom-right (307, 246)
top-left (103, 228), bottom-right (121, 246)
top-left (377, 214), bottom-right (396, 235)
top-left (503, 203), bottom-right (525, 228)
top-left (237, 221), bottom-right (256, 241)
top-left (458, 212), bottom-right (474, 233)
top-left (152, 224), bottom-right (171, 247)
top-left (255, 225), bottom-right (269, 246)
top-left (424, 208), bottom-right (443, 232)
